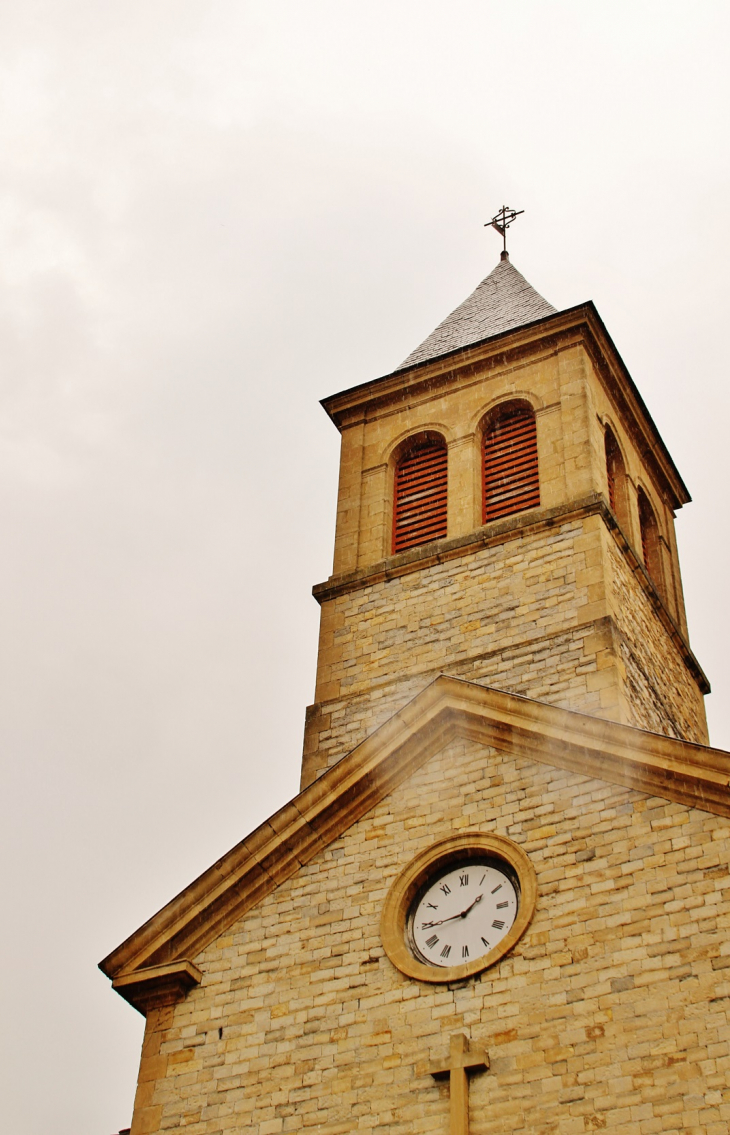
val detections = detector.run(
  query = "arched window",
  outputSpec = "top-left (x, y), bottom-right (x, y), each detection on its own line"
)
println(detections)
top-left (604, 426), bottom-right (630, 532)
top-left (392, 436), bottom-right (448, 554)
top-left (637, 488), bottom-right (664, 594)
top-left (483, 402), bottom-right (539, 523)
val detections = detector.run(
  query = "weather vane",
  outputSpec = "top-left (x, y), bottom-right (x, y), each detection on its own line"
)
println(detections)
top-left (486, 205), bottom-right (524, 258)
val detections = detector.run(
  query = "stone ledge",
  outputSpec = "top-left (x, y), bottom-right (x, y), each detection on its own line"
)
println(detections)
top-left (313, 495), bottom-right (599, 602)
top-left (111, 960), bottom-right (202, 1014)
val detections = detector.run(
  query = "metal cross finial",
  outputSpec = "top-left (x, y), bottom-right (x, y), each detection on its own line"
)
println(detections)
top-left (485, 205), bottom-right (524, 258)
top-left (430, 1033), bottom-right (489, 1135)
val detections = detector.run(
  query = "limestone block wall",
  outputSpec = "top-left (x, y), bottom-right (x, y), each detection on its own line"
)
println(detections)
top-left (303, 620), bottom-right (609, 789)
top-left (331, 341), bottom-right (588, 576)
top-left (304, 515), bottom-right (618, 785)
top-left (604, 531), bottom-right (709, 745)
top-left (137, 738), bottom-right (730, 1135)
top-left (316, 518), bottom-right (595, 705)
top-left (584, 363), bottom-right (689, 634)
top-left (304, 507), bottom-right (707, 786)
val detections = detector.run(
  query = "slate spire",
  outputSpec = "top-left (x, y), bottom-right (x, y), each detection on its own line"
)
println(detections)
top-left (398, 254), bottom-right (557, 370)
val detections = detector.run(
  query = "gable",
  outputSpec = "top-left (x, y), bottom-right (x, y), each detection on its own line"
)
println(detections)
top-left (99, 675), bottom-right (730, 1013)
top-left (127, 734), bottom-right (730, 1135)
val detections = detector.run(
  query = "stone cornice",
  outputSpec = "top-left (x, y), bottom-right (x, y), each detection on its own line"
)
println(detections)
top-left (312, 494), bottom-right (709, 695)
top-left (100, 675), bottom-right (727, 1013)
top-left (111, 960), bottom-right (203, 1013)
top-left (321, 304), bottom-right (690, 510)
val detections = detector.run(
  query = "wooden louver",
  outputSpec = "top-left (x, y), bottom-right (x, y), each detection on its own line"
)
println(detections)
top-left (638, 489), bottom-right (656, 580)
top-left (607, 455), bottom-right (617, 514)
top-left (393, 439), bottom-right (448, 554)
top-left (640, 517), bottom-right (650, 574)
top-left (483, 404), bottom-right (540, 523)
top-left (605, 429), bottom-right (619, 515)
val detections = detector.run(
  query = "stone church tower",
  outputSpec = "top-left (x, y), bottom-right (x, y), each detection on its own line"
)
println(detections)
top-left (102, 251), bottom-right (730, 1135)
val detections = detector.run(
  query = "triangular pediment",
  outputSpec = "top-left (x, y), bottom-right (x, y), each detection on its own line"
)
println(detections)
top-left (100, 676), bottom-right (730, 1013)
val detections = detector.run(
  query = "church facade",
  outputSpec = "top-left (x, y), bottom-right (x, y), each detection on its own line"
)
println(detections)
top-left (102, 251), bottom-right (730, 1134)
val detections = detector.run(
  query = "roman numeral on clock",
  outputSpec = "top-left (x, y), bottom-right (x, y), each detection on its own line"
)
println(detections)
top-left (462, 945), bottom-right (469, 958)
top-left (492, 919), bottom-right (505, 930)
top-left (481, 937), bottom-right (490, 949)
top-left (440, 944), bottom-right (451, 959)
top-left (426, 935), bottom-right (439, 948)
top-left (491, 884), bottom-right (502, 894)
top-left (496, 901), bottom-right (508, 909)
top-left (459, 873), bottom-right (469, 886)
top-left (440, 883), bottom-right (451, 895)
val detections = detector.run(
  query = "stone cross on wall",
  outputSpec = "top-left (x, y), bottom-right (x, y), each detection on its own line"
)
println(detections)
top-left (430, 1032), bottom-right (489, 1135)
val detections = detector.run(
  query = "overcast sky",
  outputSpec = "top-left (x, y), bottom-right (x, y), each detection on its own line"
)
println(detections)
top-left (2, 3), bottom-right (729, 1133)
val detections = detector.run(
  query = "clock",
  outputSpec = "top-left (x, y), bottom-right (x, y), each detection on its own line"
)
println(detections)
top-left (380, 832), bottom-right (536, 983)
top-left (410, 858), bottom-right (517, 967)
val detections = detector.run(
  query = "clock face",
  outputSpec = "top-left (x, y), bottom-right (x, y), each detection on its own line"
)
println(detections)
top-left (410, 859), bottom-right (518, 968)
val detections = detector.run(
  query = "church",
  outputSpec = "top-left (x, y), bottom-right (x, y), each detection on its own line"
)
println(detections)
top-left (101, 221), bottom-right (730, 1134)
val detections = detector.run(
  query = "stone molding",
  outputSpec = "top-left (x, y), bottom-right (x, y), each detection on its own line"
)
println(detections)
top-left (100, 676), bottom-right (730, 1013)
top-left (111, 960), bottom-right (202, 1013)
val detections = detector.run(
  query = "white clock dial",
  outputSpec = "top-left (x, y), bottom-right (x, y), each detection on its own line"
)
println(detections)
top-left (410, 860), bottom-right (518, 967)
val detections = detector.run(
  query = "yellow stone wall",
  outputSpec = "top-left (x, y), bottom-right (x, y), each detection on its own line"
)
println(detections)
top-left (582, 353), bottom-right (688, 634)
top-left (135, 737), bottom-right (730, 1135)
top-left (604, 529), bottom-right (707, 743)
top-left (304, 515), bottom-right (609, 786)
top-left (121, 310), bottom-right (716, 1135)
top-left (303, 509), bottom-right (707, 787)
top-left (331, 342), bottom-right (592, 575)
top-left (329, 336), bottom-right (684, 600)
top-left (304, 328), bottom-right (707, 785)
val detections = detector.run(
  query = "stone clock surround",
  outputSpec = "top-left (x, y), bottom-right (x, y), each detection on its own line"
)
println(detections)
top-left (380, 831), bottom-right (537, 984)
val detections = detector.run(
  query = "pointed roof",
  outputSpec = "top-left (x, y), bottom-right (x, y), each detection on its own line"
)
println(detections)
top-left (100, 675), bottom-right (730, 1013)
top-left (398, 254), bottom-right (557, 370)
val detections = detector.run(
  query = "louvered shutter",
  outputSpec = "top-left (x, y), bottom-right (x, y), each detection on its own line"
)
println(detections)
top-left (392, 439), bottom-right (448, 554)
top-left (607, 460), bottom-right (617, 513)
top-left (640, 519), bottom-right (650, 573)
top-left (483, 404), bottom-right (540, 523)
top-left (638, 490), bottom-right (653, 574)
top-left (637, 489), bottom-right (664, 596)
top-left (605, 430), bottom-right (618, 513)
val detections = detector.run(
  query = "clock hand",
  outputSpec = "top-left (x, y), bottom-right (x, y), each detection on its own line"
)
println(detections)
top-left (421, 895), bottom-right (484, 929)
top-left (459, 893), bottom-right (483, 918)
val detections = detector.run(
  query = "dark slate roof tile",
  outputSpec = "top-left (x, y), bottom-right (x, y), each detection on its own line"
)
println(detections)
top-left (398, 256), bottom-right (556, 370)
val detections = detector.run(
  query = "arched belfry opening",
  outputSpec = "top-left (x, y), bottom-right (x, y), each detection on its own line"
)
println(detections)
top-left (392, 434), bottom-right (448, 554)
top-left (638, 487), bottom-right (664, 596)
top-left (604, 425), bottom-right (630, 533)
top-left (482, 401), bottom-right (539, 524)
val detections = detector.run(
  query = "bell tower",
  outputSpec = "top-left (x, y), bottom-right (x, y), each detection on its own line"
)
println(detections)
top-left (301, 252), bottom-right (709, 787)
top-left (103, 234), bottom-right (729, 1135)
